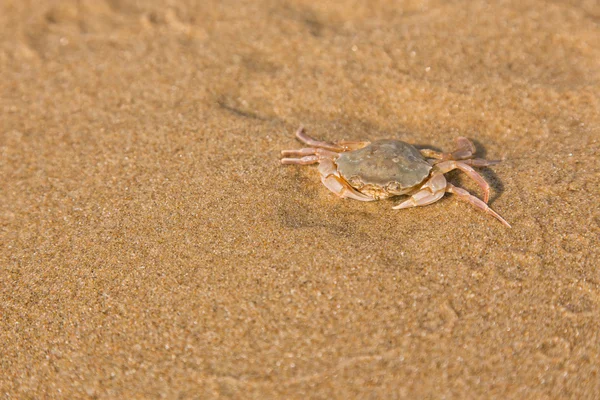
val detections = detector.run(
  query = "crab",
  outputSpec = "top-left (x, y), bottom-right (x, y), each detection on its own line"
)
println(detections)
top-left (280, 126), bottom-right (510, 227)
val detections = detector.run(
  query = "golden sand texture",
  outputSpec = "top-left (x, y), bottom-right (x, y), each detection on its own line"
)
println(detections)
top-left (1, 0), bottom-right (599, 398)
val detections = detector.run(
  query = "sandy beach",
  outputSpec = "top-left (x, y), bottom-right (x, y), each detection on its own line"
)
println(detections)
top-left (1, 0), bottom-right (599, 398)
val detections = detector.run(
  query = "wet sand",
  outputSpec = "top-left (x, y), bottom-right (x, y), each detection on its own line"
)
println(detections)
top-left (1, 0), bottom-right (599, 398)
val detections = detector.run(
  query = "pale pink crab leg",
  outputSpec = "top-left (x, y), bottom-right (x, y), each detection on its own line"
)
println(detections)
top-left (420, 137), bottom-right (476, 161)
top-left (446, 183), bottom-right (511, 228)
top-left (295, 126), bottom-right (371, 152)
top-left (451, 136), bottom-right (476, 159)
top-left (393, 173), bottom-right (447, 209)
top-left (281, 147), bottom-right (340, 158)
top-left (435, 160), bottom-right (491, 203)
top-left (295, 126), bottom-right (345, 152)
top-left (280, 155), bottom-right (320, 165)
top-left (337, 140), bottom-right (372, 151)
top-left (460, 159), bottom-right (502, 167)
top-left (419, 148), bottom-right (444, 159)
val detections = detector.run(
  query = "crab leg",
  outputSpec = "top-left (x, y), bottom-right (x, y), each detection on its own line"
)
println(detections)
top-left (446, 183), bottom-right (511, 228)
top-left (281, 147), bottom-right (339, 158)
top-left (280, 155), bottom-right (320, 165)
top-left (420, 136), bottom-right (477, 161)
top-left (295, 126), bottom-right (345, 152)
top-left (451, 136), bottom-right (476, 159)
top-left (460, 159), bottom-right (502, 167)
top-left (435, 160), bottom-right (491, 203)
top-left (294, 126), bottom-right (370, 152)
top-left (337, 140), bottom-right (372, 151)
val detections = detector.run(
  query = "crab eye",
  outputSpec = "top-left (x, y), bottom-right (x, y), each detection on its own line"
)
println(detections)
top-left (387, 182), bottom-right (401, 191)
top-left (348, 176), bottom-right (363, 188)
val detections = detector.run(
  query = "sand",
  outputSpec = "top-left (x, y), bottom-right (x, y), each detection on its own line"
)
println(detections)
top-left (1, 0), bottom-right (599, 398)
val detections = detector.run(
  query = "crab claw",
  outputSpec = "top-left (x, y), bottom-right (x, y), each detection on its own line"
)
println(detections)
top-left (393, 188), bottom-right (445, 209)
top-left (393, 199), bottom-right (414, 209)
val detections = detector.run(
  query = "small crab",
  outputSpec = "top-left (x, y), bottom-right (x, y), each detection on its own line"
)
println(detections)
top-left (281, 126), bottom-right (510, 227)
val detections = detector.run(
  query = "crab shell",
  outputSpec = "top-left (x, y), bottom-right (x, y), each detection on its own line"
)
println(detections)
top-left (335, 139), bottom-right (432, 199)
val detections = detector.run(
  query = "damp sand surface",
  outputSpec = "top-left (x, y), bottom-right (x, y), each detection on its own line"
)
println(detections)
top-left (1, 0), bottom-right (599, 398)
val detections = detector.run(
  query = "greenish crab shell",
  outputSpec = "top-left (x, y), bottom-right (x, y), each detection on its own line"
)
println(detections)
top-left (335, 139), bottom-right (433, 199)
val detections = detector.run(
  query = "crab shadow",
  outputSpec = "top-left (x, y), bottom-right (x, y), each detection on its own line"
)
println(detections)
top-left (414, 138), bottom-right (506, 204)
top-left (275, 168), bottom-right (370, 237)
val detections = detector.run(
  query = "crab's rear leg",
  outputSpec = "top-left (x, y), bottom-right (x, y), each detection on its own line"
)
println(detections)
top-left (337, 140), bottom-right (372, 151)
top-left (435, 160), bottom-right (492, 203)
top-left (446, 183), bottom-right (511, 228)
top-left (280, 155), bottom-right (320, 165)
top-left (460, 159), bottom-right (502, 167)
top-left (420, 136), bottom-right (477, 161)
top-left (281, 147), bottom-right (339, 159)
top-left (295, 126), bottom-right (370, 152)
top-left (451, 136), bottom-right (476, 159)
